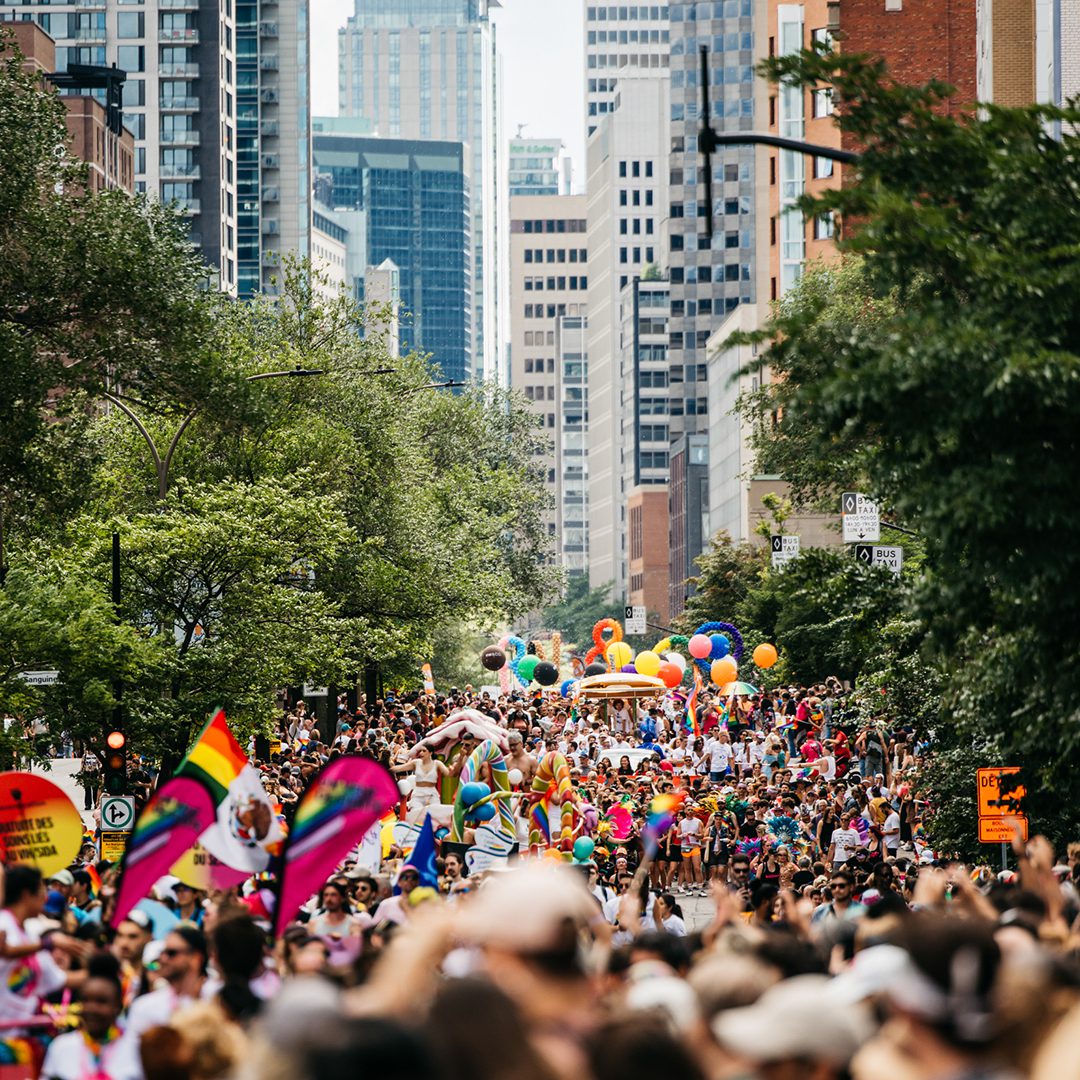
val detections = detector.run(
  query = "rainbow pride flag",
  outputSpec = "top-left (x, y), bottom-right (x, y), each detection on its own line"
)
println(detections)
top-left (684, 668), bottom-right (703, 737)
top-left (176, 709), bottom-right (284, 875)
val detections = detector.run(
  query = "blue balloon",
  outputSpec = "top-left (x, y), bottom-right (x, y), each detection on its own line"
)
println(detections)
top-left (460, 782), bottom-right (490, 806)
top-left (620, 663), bottom-right (637, 674)
top-left (710, 633), bottom-right (731, 659)
top-left (560, 678), bottom-right (575, 697)
top-left (472, 802), bottom-right (496, 822)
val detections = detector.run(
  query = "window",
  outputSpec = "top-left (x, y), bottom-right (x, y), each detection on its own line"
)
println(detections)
top-left (814, 155), bottom-right (834, 179)
top-left (117, 45), bottom-right (144, 72)
top-left (815, 213), bottom-right (835, 240)
top-left (117, 12), bottom-right (143, 38)
top-left (813, 88), bottom-right (834, 118)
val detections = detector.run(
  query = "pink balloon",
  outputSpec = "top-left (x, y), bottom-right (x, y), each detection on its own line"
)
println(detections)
top-left (688, 633), bottom-right (712, 659)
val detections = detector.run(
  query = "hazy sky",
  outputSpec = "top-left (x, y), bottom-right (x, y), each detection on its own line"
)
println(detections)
top-left (310, 0), bottom-right (587, 186)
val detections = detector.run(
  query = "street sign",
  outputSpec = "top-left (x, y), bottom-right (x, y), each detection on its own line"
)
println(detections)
top-left (19, 670), bottom-right (60, 687)
top-left (979, 816), bottom-right (1027, 843)
top-left (302, 685), bottom-right (328, 697)
top-left (99, 830), bottom-right (130, 864)
top-left (624, 605), bottom-right (647, 635)
top-left (977, 766), bottom-right (1026, 817)
top-left (841, 492), bottom-right (880, 543)
top-left (854, 544), bottom-right (903, 574)
top-left (770, 534), bottom-right (800, 569)
top-left (100, 795), bottom-right (135, 832)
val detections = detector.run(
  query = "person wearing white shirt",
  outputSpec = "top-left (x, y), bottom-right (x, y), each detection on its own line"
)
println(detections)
top-left (126, 927), bottom-right (220, 1040)
top-left (882, 806), bottom-right (902, 855)
top-left (651, 893), bottom-right (688, 936)
top-left (827, 814), bottom-right (864, 869)
top-left (41, 961), bottom-right (141, 1080)
top-left (701, 732), bottom-right (735, 780)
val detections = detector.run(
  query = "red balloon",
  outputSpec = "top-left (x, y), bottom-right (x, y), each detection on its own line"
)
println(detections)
top-left (658, 661), bottom-right (683, 688)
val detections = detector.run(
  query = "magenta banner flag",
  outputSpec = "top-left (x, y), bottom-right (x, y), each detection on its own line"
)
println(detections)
top-left (274, 756), bottom-right (399, 936)
top-left (110, 775), bottom-right (218, 926)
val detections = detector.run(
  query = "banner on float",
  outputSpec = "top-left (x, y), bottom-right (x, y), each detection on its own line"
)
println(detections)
top-left (274, 755), bottom-right (399, 936)
top-left (111, 775), bottom-right (218, 926)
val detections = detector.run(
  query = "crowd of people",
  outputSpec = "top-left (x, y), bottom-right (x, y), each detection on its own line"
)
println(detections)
top-left (6, 680), bottom-right (1080, 1080)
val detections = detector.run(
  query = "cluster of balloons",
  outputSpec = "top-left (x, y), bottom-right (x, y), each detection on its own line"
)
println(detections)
top-left (458, 782), bottom-right (497, 824)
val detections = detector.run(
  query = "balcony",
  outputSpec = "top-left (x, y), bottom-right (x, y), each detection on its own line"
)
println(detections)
top-left (160, 95), bottom-right (198, 111)
top-left (260, 88), bottom-right (279, 104)
top-left (261, 154), bottom-right (279, 169)
top-left (260, 120), bottom-right (279, 137)
top-left (70, 27), bottom-right (107, 42)
top-left (261, 186), bottom-right (279, 201)
top-left (259, 21), bottom-right (278, 36)
top-left (73, 0), bottom-right (106, 7)
top-left (159, 163), bottom-right (200, 179)
top-left (259, 55), bottom-right (279, 71)
top-left (262, 219), bottom-right (279, 235)
top-left (176, 198), bottom-right (200, 214)
top-left (160, 63), bottom-right (199, 78)
top-left (159, 28), bottom-right (199, 44)
top-left (161, 130), bottom-right (200, 145)
top-left (159, 0), bottom-right (199, 8)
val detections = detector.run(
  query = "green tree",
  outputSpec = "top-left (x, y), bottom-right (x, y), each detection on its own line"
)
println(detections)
top-left (539, 576), bottom-right (617, 654)
top-left (731, 47), bottom-right (1080, 841)
top-left (676, 532), bottom-right (768, 635)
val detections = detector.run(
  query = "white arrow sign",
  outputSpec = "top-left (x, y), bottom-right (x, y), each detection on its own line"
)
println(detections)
top-left (842, 493), bottom-right (880, 543)
top-left (101, 796), bottom-right (135, 832)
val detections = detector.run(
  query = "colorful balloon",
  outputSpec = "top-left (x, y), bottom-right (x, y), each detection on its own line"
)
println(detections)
top-left (666, 651), bottom-right (687, 673)
top-left (517, 655), bottom-right (539, 682)
top-left (688, 634), bottom-right (712, 659)
top-left (711, 657), bottom-right (738, 685)
top-left (573, 836), bottom-right (596, 863)
top-left (635, 650), bottom-right (661, 677)
top-left (481, 646), bottom-right (507, 671)
top-left (753, 642), bottom-right (779, 669)
top-left (658, 661), bottom-right (683, 688)
top-left (709, 634), bottom-right (730, 659)
top-left (620, 663), bottom-right (637, 674)
top-left (584, 662), bottom-right (607, 677)
top-left (560, 678), bottom-right (575, 697)
top-left (606, 641), bottom-right (633, 669)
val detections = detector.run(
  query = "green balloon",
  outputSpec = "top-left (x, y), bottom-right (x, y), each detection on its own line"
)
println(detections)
top-left (517, 655), bottom-right (539, 681)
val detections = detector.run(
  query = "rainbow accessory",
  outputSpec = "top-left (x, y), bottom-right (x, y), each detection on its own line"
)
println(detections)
top-left (643, 791), bottom-right (685, 858)
top-left (450, 739), bottom-right (515, 844)
top-left (529, 752), bottom-right (575, 850)
top-left (176, 709), bottom-right (248, 803)
top-left (685, 668), bottom-right (703, 737)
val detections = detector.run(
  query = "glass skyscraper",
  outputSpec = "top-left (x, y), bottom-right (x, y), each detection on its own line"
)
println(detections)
top-left (313, 134), bottom-right (471, 382)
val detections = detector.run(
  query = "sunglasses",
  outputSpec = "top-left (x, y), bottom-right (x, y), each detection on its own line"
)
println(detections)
top-left (160, 947), bottom-right (192, 959)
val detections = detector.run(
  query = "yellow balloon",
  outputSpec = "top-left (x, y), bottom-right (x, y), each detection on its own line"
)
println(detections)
top-left (606, 641), bottom-right (633, 669)
top-left (635, 650), bottom-right (661, 677)
top-left (711, 657), bottom-right (738, 685)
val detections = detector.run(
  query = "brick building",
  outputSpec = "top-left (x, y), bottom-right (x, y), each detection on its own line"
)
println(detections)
top-left (4, 21), bottom-right (134, 193)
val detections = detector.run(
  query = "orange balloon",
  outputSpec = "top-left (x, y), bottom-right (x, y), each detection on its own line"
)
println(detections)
top-left (753, 643), bottom-right (778, 669)
top-left (710, 657), bottom-right (738, 685)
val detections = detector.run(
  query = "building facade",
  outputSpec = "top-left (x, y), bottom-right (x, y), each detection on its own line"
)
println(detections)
top-left (555, 313), bottom-right (589, 576)
top-left (338, 0), bottom-right (502, 383)
top-left (585, 71), bottom-right (669, 600)
top-left (313, 133), bottom-right (471, 381)
top-left (584, 3), bottom-right (670, 136)
top-left (508, 193), bottom-right (589, 560)
top-left (665, 0), bottom-right (757, 615)
top-left (508, 137), bottom-right (568, 196)
top-left (3, 0), bottom-right (240, 292)
top-left (235, 0), bottom-right (311, 298)
top-left (5, 20), bottom-right (135, 192)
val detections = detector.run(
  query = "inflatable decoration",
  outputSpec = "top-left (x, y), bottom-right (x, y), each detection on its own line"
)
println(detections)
top-left (534, 660), bottom-right (559, 686)
top-left (450, 739), bottom-right (515, 845)
top-left (529, 751), bottom-right (576, 851)
top-left (690, 621), bottom-right (745, 677)
top-left (584, 618), bottom-right (623, 669)
top-left (753, 642), bottom-right (779, 669)
top-left (481, 646), bottom-right (507, 671)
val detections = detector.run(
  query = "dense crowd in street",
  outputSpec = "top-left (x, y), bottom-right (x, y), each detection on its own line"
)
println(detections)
top-left (5, 681), bottom-right (1080, 1080)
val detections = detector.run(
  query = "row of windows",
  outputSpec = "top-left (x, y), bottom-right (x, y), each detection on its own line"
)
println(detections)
top-left (671, 197), bottom-right (750, 218)
top-left (523, 276), bottom-right (589, 291)
top-left (524, 331), bottom-right (556, 346)
top-left (587, 29), bottom-right (669, 44)
top-left (524, 357), bottom-right (556, 373)
top-left (588, 53), bottom-right (670, 70)
top-left (525, 385), bottom-right (556, 401)
top-left (523, 304), bottom-right (576, 318)
top-left (523, 248), bottom-right (587, 264)
top-left (671, 230), bottom-right (749, 252)
top-left (671, 1), bottom-right (753, 20)
top-left (619, 160), bottom-right (654, 179)
top-left (618, 247), bottom-right (656, 264)
top-left (586, 6), bottom-right (669, 20)
top-left (671, 33), bottom-right (754, 55)
top-left (516, 219), bottom-right (587, 234)
top-left (619, 189), bottom-right (655, 207)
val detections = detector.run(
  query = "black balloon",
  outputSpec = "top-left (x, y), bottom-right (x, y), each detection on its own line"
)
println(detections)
top-left (481, 646), bottom-right (507, 671)
top-left (534, 660), bottom-right (558, 686)
top-left (584, 662), bottom-right (607, 677)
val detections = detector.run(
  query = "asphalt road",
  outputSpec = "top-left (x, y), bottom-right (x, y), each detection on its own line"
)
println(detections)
top-left (33, 755), bottom-right (97, 830)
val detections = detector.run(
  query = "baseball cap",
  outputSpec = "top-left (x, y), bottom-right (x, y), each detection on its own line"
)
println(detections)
top-left (49, 869), bottom-right (75, 887)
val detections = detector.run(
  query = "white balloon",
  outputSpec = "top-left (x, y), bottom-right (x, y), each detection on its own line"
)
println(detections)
top-left (666, 651), bottom-right (687, 672)
top-left (507, 768), bottom-right (524, 787)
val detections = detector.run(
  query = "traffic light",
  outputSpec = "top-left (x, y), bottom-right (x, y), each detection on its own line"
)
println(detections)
top-left (103, 730), bottom-right (127, 795)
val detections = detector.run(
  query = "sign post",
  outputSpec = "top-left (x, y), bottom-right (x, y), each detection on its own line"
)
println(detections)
top-left (976, 766), bottom-right (1027, 867)
top-left (19, 670), bottom-right (60, 687)
top-left (100, 795), bottom-right (135, 832)
top-left (841, 492), bottom-right (880, 543)
top-left (770, 534), bottom-right (800, 569)
top-left (854, 544), bottom-right (904, 574)
top-left (624, 605), bottom-right (647, 636)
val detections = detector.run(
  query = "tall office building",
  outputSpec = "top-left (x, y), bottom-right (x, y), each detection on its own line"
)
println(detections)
top-left (555, 313), bottom-right (589, 576)
top-left (584, 71), bottom-right (669, 600)
top-left (665, 0), bottom-right (757, 617)
top-left (338, 0), bottom-right (502, 383)
top-left (508, 137), bottom-right (569, 196)
top-left (313, 132), bottom-right (471, 381)
top-left (235, 0), bottom-right (311, 298)
top-left (508, 193), bottom-right (589, 559)
top-left (584, 3), bottom-right (670, 136)
top-left (2, 0), bottom-right (239, 292)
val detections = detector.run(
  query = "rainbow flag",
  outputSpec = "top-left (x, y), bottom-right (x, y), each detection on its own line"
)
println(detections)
top-left (684, 668), bottom-right (703, 737)
top-left (642, 791), bottom-right (685, 858)
top-left (176, 709), bottom-right (284, 876)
